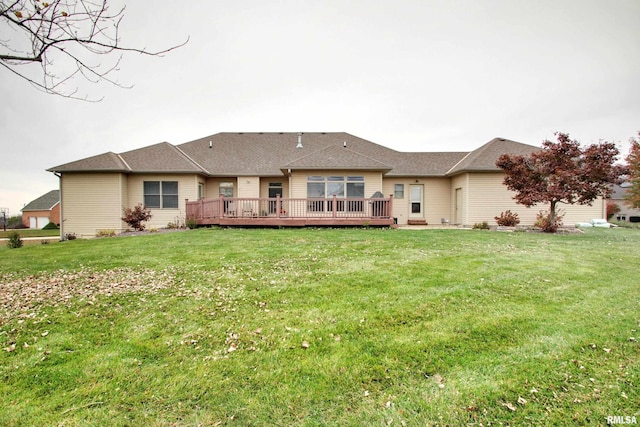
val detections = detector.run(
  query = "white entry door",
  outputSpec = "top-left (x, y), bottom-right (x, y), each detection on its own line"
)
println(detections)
top-left (409, 185), bottom-right (423, 217)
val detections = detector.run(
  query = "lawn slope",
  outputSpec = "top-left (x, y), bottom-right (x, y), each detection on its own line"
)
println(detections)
top-left (0, 228), bottom-right (638, 426)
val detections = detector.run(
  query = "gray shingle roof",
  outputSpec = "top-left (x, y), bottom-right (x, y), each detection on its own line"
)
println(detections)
top-left (48, 132), bottom-right (541, 178)
top-left (446, 138), bottom-right (539, 175)
top-left (282, 144), bottom-right (392, 171)
top-left (387, 152), bottom-right (469, 176)
top-left (48, 152), bottom-right (129, 172)
top-left (22, 190), bottom-right (59, 211)
top-left (610, 183), bottom-right (631, 200)
top-left (177, 132), bottom-right (399, 176)
top-left (120, 142), bottom-right (205, 173)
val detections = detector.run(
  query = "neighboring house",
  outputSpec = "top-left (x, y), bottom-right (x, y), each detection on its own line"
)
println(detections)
top-left (21, 190), bottom-right (60, 229)
top-left (609, 183), bottom-right (640, 222)
top-left (47, 132), bottom-right (607, 237)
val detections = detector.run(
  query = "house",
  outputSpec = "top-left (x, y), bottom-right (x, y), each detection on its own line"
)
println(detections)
top-left (609, 183), bottom-right (640, 222)
top-left (21, 190), bottom-right (60, 229)
top-left (47, 132), bottom-right (607, 237)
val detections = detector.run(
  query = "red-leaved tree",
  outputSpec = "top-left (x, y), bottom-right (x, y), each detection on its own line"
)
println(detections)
top-left (496, 132), bottom-right (628, 232)
top-left (624, 133), bottom-right (640, 209)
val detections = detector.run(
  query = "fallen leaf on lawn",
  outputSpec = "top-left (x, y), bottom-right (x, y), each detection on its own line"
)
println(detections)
top-left (227, 343), bottom-right (237, 353)
top-left (432, 373), bottom-right (445, 388)
top-left (4, 344), bottom-right (15, 352)
top-left (621, 392), bottom-right (628, 399)
top-left (301, 341), bottom-right (310, 349)
top-left (500, 401), bottom-right (516, 411)
top-left (603, 348), bottom-right (611, 353)
top-left (530, 388), bottom-right (538, 394)
top-left (253, 328), bottom-right (262, 335)
top-left (41, 331), bottom-right (49, 337)
top-left (517, 396), bottom-right (527, 405)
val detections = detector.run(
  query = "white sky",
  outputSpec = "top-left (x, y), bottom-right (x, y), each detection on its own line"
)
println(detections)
top-left (1, 0), bottom-right (639, 216)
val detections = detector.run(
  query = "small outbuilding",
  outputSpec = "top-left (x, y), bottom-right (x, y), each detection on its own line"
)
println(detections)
top-left (21, 190), bottom-right (60, 229)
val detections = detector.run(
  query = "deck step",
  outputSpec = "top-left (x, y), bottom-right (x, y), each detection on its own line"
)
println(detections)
top-left (407, 219), bottom-right (428, 225)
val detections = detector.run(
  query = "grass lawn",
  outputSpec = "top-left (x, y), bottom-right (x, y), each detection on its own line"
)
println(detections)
top-left (0, 227), bottom-right (638, 426)
top-left (0, 229), bottom-right (60, 239)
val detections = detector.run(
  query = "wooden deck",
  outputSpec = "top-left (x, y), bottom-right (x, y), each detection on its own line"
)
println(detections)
top-left (185, 195), bottom-right (395, 227)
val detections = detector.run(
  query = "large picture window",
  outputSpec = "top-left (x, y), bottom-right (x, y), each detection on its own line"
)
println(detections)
top-left (144, 181), bottom-right (179, 209)
top-left (306, 176), bottom-right (365, 212)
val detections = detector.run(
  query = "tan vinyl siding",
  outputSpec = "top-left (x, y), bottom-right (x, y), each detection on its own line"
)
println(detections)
top-left (382, 178), bottom-right (450, 225)
top-left (127, 174), bottom-right (199, 229)
top-left (467, 173), bottom-right (520, 225)
top-left (424, 178), bottom-right (452, 225)
top-left (383, 179), bottom-right (408, 224)
top-left (466, 172), bottom-right (607, 226)
top-left (61, 173), bottom-right (126, 237)
top-left (237, 177), bottom-right (260, 198)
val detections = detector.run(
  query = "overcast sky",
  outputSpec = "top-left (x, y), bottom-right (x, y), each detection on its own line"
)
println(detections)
top-left (1, 0), bottom-right (639, 216)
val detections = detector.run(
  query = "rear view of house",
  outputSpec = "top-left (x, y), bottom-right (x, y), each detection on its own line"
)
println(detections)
top-left (21, 190), bottom-right (60, 229)
top-left (48, 132), bottom-right (607, 238)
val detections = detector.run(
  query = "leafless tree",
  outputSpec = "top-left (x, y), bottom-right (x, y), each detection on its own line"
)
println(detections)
top-left (0, 0), bottom-right (187, 100)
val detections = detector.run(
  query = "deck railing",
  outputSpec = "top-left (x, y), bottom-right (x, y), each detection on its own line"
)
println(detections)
top-left (186, 195), bottom-right (393, 222)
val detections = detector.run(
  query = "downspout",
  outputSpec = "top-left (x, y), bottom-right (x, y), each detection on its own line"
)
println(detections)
top-left (53, 172), bottom-right (63, 240)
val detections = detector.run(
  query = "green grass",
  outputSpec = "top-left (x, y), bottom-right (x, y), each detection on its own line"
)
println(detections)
top-left (0, 229), bottom-right (59, 239)
top-left (0, 227), bottom-right (638, 426)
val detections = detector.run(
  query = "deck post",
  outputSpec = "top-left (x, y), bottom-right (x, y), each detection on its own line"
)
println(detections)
top-left (199, 198), bottom-right (204, 219)
top-left (219, 194), bottom-right (224, 218)
top-left (332, 195), bottom-right (337, 218)
top-left (276, 194), bottom-right (281, 218)
top-left (388, 194), bottom-right (393, 217)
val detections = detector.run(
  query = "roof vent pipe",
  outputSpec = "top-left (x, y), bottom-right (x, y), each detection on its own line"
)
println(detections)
top-left (296, 133), bottom-right (303, 149)
top-left (343, 141), bottom-right (347, 148)
top-left (209, 141), bottom-right (212, 149)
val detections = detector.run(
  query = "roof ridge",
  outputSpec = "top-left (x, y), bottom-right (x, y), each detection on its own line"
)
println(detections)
top-left (445, 151), bottom-right (473, 175)
top-left (114, 152), bottom-right (132, 171)
top-left (173, 144), bottom-right (209, 174)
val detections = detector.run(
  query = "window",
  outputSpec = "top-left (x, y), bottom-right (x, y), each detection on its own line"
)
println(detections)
top-left (219, 182), bottom-right (234, 197)
top-left (144, 181), bottom-right (178, 209)
top-left (198, 183), bottom-right (205, 200)
top-left (306, 176), bottom-right (365, 212)
top-left (347, 176), bottom-right (365, 212)
top-left (394, 184), bottom-right (404, 199)
top-left (307, 176), bottom-right (326, 212)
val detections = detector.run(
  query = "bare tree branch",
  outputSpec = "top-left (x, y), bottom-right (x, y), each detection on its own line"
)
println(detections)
top-left (0, 0), bottom-right (188, 101)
